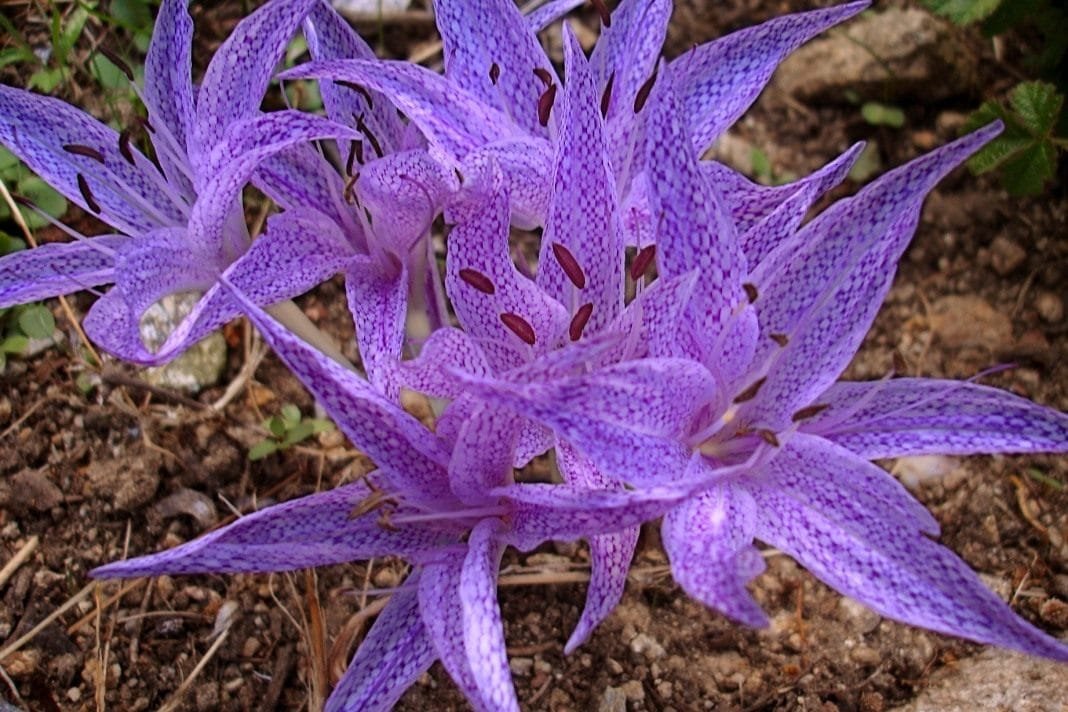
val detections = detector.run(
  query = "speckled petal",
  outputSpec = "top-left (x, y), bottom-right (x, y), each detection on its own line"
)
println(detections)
top-left (526, 0), bottom-right (585, 31)
top-left (0, 84), bottom-right (188, 235)
top-left (91, 479), bottom-right (448, 578)
top-left (192, 0), bottom-right (318, 166)
top-left (345, 257), bottom-right (408, 399)
top-left (537, 26), bottom-right (624, 332)
top-left (669, 1), bottom-right (869, 154)
top-left (460, 139), bottom-right (553, 229)
top-left (325, 577), bottom-right (436, 712)
top-left (460, 518), bottom-right (519, 712)
top-left (742, 123), bottom-right (1002, 429)
top-left (0, 235), bottom-right (125, 307)
top-left (142, 0), bottom-right (196, 184)
top-left (395, 328), bottom-right (491, 399)
top-left (280, 59), bottom-right (519, 161)
top-left (807, 379), bottom-right (1068, 459)
top-left (449, 404), bottom-right (521, 505)
top-left (750, 477), bottom-right (1068, 661)
top-left (226, 284), bottom-right (455, 507)
top-left (435, 0), bottom-right (555, 135)
top-left (254, 145), bottom-right (361, 239)
top-left (557, 443), bottom-right (637, 653)
top-left (662, 473), bottom-right (767, 627)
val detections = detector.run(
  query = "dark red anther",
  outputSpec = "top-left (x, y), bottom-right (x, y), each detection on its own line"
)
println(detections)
top-left (792, 403), bottom-right (830, 422)
top-left (633, 71), bottom-right (657, 113)
top-left (590, 0), bottom-right (611, 26)
top-left (489, 62), bottom-right (501, 85)
top-left (364, 207), bottom-right (374, 227)
top-left (732, 377), bottom-right (766, 404)
top-left (551, 242), bottom-right (586, 289)
top-left (757, 429), bottom-right (780, 447)
top-left (537, 84), bottom-right (557, 127)
top-left (458, 268), bottom-right (496, 295)
top-left (76, 174), bottom-right (101, 214)
top-left (345, 141), bottom-right (358, 175)
top-left (500, 312), bottom-right (536, 345)
top-left (742, 282), bottom-right (758, 303)
top-left (338, 81), bottom-right (375, 109)
top-left (355, 114), bottom-right (384, 158)
top-left (600, 72), bottom-right (615, 118)
top-left (454, 167), bottom-right (465, 184)
top-left (769, 332), bottom-right (788, 347)
top-left (343, 174), bottom-right (359, 204)
top-left (569, 302), bottom-right (594, 342)
top-left (117, 129), bottom-right (136, 165)
top-left (533, 67), bottom-right (553, 87)
top-left (98, 46), bottom-right (134, 81)
top-left (629, 244), bottom-right (656, 280)
top-left (63, 144), bottom-right (105, 163)
top-left (134, 116), bottom-right (155, 134)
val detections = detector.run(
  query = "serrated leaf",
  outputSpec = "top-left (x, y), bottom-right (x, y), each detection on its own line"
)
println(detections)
top-left (281, 403), bottom-right (302, 426)
top-left (1001, 141), bottom-right (1057, 195)
top-left (18, 304), bottom-right (54, 339)
top-left (1, 334), bottom-right (28, 354)
top-left (248, 440), bottom-right (279, 461)
top-left (966, 135), bottom-right (1034, 174)
top-left (1008, 81), bottom-right (1063, 135)
top-left (924, 0), bottom-right (1003, 25)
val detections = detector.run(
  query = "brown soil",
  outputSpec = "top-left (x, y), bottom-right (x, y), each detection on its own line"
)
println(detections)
top-left (1, 1), bottom-right (1066, 711)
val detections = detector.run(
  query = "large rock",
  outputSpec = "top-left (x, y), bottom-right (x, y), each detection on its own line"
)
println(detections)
top-left (891, 646), bottom-right (1068, 712)
top-left (774, 9), bottom-right (978, 102)
top-left (140, 293), bottom-right (227, 394)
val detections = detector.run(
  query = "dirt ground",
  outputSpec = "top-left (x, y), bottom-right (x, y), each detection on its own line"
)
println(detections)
top-left (1, 1), bottom-right (1066, 711)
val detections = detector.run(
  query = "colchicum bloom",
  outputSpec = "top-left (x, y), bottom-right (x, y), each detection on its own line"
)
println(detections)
top-left (0, 0), bottom-right (360, 365)
top-left (74, 0), bottom-right (1068, 708)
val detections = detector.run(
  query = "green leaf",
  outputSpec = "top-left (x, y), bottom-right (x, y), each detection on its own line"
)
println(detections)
top-left (861, 101), bottom-right (906, 128)
top-left (0, 352), bottom-right (6, 371)
top-left (248, 440), bottom-right (279, 461)
top-left (308, 418), bottom-right (335, 435)
top-left (281, 421), bottom-right (317, 447)
top-left (109, 0), bottom-right (154, 32)
top-left (1001, 141), bottom-right (1058, 195)
top-left (0, 334), bottom-right (28, 354)
top-left (28, 67), bottom-right (65, 93)
top-left (924, 0), bottom-right (1003, 25)
top-left (281, 403), bottom-right (302, 426)
top-left (89, 53), bottom-right (132, 89)
top-left (1008, 81), bottom-right (1063, 135)
top-left (966, 135), bottom-right (1034, 174)
top-left (267, 415), bottom-right (287, 439)
top-left (16, 176), bottom-right (68, 228)
top-left (18, 304), bottom-right (55, 339)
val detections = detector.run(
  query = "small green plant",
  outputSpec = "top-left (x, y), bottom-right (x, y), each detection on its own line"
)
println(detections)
top-left (249, 404), bottom-right (336, 460)
top-left (0, 230), bottom-right (56, 370)
top-left (962, 81), bottom-right (1066, 196)
top-left (860, 101), bottom-right (906, 129)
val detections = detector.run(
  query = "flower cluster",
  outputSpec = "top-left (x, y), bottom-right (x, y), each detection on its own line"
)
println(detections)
top-left (2, 0), bottom-right (1066, 709)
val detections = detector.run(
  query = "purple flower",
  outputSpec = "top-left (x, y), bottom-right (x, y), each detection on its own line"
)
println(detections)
top-left (93, 279), bottom-right (684, 710)
top-left (454, 71), bottom-right (1068, 661)
top-left (0, 0), bottom-right (358, 365)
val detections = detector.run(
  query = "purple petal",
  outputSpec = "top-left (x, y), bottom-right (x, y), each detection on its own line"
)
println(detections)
top-left (280, 59), bottom-right (519, 161)
top-left (662, 473), bottom-right (767, 627)
top-left (669, 1), bottom-right (869, 153)
top-left (557, 444), bottom-right (636, 654)
top-left (621, 270), bottom-right (699, 360)
top-left (325, 577), bottom-right (436, 712)
top-left (0, 235), bottom-right (125, 307)
top-left (460, 139), bottom-right (553, 229)
top-left (526, 0), bottom-right (585, 31)
top-left (192, 0), bottom-right (318, 164)
top-left (125, 209), bottom-right (354, 365)
top-left (190, 110), bottom-right (359, 258)
top-left (643, 78), bottom-right (757, 386)
top-left (304, 2), bottom-right (405, 153)
top-left (358, 149), bottom-right (458, 256)
top-left (395, 328), bottom-right (492, 399)
top-left (345, 257), bottom-right (408, 399)
top-left (750, 481), bottom-right (1068, 661)
top-left (92, 479), bottom-right (449, 578)
top-left (808, 379), bottom-right (1068, 460)
top-left (742, 123), bottom-right (1002, 429)
top-left (537, 26), bottom-right (625, 332)
top-left (449, 405), bottom-right (522, 506)
top-left (254, 145), bottom-right (362, 240)
top-left (435, 0), bottom-right (555, 135)
top-left (460, 519), bottom-right (519, 712)
top-left (419, 552), bottom-right (489, 710)
top-left (82, 228), bottom-right (214, 360)
top-left (0, 84), bottom-right (188, 235)
top-left (224, 284), bottom-right (455, 508)
top-left (142, 0), bottom-right (196, 189)
top-left (444, 177), bottom-right (568, 364)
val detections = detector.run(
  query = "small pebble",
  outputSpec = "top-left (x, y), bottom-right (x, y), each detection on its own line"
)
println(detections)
top-left (598, 686), bottom-right (627, 712)
top-left (989, 235), bottom-right (1026, 275)
top-left (66, 687), bottom-right (81, 703)
top-left (621, 680), bottom-right (645, 701)
top-left (1035, 291), bottom-right (1064, 323)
